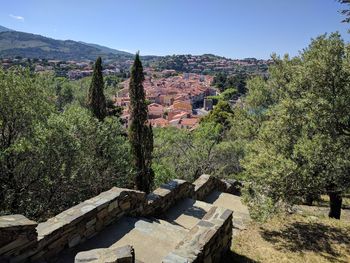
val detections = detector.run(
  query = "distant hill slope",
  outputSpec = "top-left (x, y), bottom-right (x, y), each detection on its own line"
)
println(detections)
top-left (79, 41), bottom-right (131, 56)
top-left (0, 26), bottom-right (13, 33)
top-left (0, 30), bottom-right (132, 60)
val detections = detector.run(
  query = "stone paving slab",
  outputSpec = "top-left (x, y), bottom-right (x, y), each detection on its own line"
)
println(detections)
top-left (204, 190), bottom-right (251, 228)
top-left (57, 216), bottom-right (187, 263)
top-left (163, 198), bottom-right (213, 229)
top-left (110, 217), bottom-right (187, 263)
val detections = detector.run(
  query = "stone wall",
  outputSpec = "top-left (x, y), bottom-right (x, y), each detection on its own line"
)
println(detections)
top-left (1, 174), bottom-right (239, 262)
top-left (162, 206), bottom-right (233, 263)
top-left (217, 179), bottom-right (243, 196)
top-left (0, 188), bottom-right (145, 263)
top-left (0, 215), bottom-right (38, 261)
top-left (193, 174), bottom-right (218, 200)
top-left (144, 179), bottom-right (194, 216)
top-left (194, 174), bottom-right (243, 199)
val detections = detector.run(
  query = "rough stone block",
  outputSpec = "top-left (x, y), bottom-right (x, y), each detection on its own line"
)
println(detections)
top-left (119, 201), bottom-right (131, 211)
top-left (0, 215), bottom-right (38, 257)
top-left (75, 245), bottom-right (134, 263)
top-left (68, 234), bottom-right (81, 248)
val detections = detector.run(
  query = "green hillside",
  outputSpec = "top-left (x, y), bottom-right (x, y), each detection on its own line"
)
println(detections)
top-left (0, 30), bottom-right (132, 60)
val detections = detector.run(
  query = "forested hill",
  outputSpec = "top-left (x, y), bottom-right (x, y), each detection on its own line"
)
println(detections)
top-left (0, 30), bottom-right (133, 60)
top-left (0, 27), bottom-right (270, 76)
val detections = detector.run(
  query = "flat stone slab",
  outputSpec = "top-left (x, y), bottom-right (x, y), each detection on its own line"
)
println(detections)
top-left (204, 191), bottom-right (251, 227)
top-left (163, 198), bottom-right (213, 229)
top-left (0, 215), bottom-right (37, 229)
top-left (110, 217), bottom-right (187, 263)
top-left (75, 245), bottom-right (134, 263)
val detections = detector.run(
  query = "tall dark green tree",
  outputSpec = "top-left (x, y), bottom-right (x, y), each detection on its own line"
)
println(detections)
top-left (87, 57), bottom-right (107, 121)
top-left (129, 53), bottom-right (154, 193)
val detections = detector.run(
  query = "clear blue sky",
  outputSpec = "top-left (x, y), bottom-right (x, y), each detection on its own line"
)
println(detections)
top-left (1, 0), bottom-right (349, 59)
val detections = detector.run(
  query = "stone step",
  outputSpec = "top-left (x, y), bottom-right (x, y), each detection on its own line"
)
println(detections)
top-left (204, 190), bottom-right (251, 230)
top-left (162, 198), bottom-right (214, 229)
top-left (109, 217), bottom-right (188, 263)
top-left (57, 216), bottom-right (188, 263)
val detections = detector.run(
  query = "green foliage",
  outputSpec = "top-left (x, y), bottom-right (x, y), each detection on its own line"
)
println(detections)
top-left (221, 88), bottom-right (238, 101)
top-left (0, 67), bottom-right (131, 220)
top-left (54, 77), bottom-right (74, 110)
top-left (152, 118), bottom-right (242, 185)
top-left (201, 100), bottom-right (234, 130)
top-left (213, 72), bottom-right (228, 92)
top-left (338, 0), bottom-right (350, 25)
top-left (240, 33), bottom-right (350, 219)
top-left (128, 53), bottom-right (154, 193)
top-left (213, 72), bottom-right (249, 93)
top-left (0, 31), bottom-right (133, 60)
top-left (87, 57), bottom-right (107, 121)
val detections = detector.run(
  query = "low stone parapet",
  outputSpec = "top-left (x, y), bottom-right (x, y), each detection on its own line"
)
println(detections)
top-left (0, 215), bottom-right (38, 261)
top-left (193, 174), bottom-right (218, 200)
top-left (162, 206), bottom-right (233, 263)
top-left (144, 179), bottom-right (194, 216)
top-left (75, 245), bottom-right (135, 263)
top-left (217, 179), bottom-right (243, 196)
top-left (194, 174), bottom-right (243, 200)
top-left (1, 187), bottom-right (145, 262)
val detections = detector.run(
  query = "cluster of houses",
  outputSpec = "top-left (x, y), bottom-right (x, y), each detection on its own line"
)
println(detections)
top-left (0, 58), bottom-right (124, 79)
top-left (114, 72), bottom-right (216, 129)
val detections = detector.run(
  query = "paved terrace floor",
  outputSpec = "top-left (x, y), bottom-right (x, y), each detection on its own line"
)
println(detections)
top-left (57, 190), bottom-right (250, 263)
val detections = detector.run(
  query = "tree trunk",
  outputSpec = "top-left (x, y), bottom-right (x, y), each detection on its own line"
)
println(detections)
top-left (328, 191), bottom-right (342, 219)
top-left (304, 194), bottom-right (314, 206)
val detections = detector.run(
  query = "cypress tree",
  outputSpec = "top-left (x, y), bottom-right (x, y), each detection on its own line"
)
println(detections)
top-left (87, 57), bottom-right (106, 121)
top-left (129, 52), bottom-right (154, 193)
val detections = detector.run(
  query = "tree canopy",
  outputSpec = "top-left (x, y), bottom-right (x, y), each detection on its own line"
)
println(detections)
top-left (239, 33), bottom-right (350, 220)
top-left (87, 57), bottom-right (107, 121)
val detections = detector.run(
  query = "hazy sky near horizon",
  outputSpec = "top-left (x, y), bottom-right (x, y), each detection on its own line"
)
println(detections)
top-left (1, 0), bottom-right (349, 59)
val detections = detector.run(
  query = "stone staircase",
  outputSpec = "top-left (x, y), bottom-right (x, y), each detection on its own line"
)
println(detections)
top-left (0, 175), bottom-right (250, 263)
top-left (59, 217), bottom-right (189, 263)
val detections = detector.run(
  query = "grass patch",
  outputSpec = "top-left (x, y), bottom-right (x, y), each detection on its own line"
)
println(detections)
top-left (229, 213), bottom-right (350, 263)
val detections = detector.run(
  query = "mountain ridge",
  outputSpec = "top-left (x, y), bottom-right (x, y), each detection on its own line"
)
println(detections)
top-left (0, 25), bottom-right (13, 33)
top-left (0, 27), bottom-right (133, 60)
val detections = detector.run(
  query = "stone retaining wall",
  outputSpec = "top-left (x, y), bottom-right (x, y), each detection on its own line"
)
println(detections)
top-left (1, 175), bottom-right (239, 262)
top-left (144, 179), bottom-right (194, 216)
top-left (0, 188), bottom-right (145, 263)
top-left (162, 206), bottom-right (233, 263)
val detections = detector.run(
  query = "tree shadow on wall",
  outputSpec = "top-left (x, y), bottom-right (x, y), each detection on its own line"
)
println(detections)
top-left (260, 221), bottom-right (350, 262)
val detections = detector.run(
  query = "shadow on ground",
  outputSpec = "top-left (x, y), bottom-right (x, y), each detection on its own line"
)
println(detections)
top-left (261, 221), bottom-right (350, 262)
top-left (221, 250), bottom-right (259, 263)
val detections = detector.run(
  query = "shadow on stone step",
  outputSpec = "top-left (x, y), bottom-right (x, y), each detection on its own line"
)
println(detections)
top-left (57, 217), bottom-right (138, 263)
top-left (161, 198), bottom-right (208, 223)
top-left (205, 190), bottom-right (223, 204)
